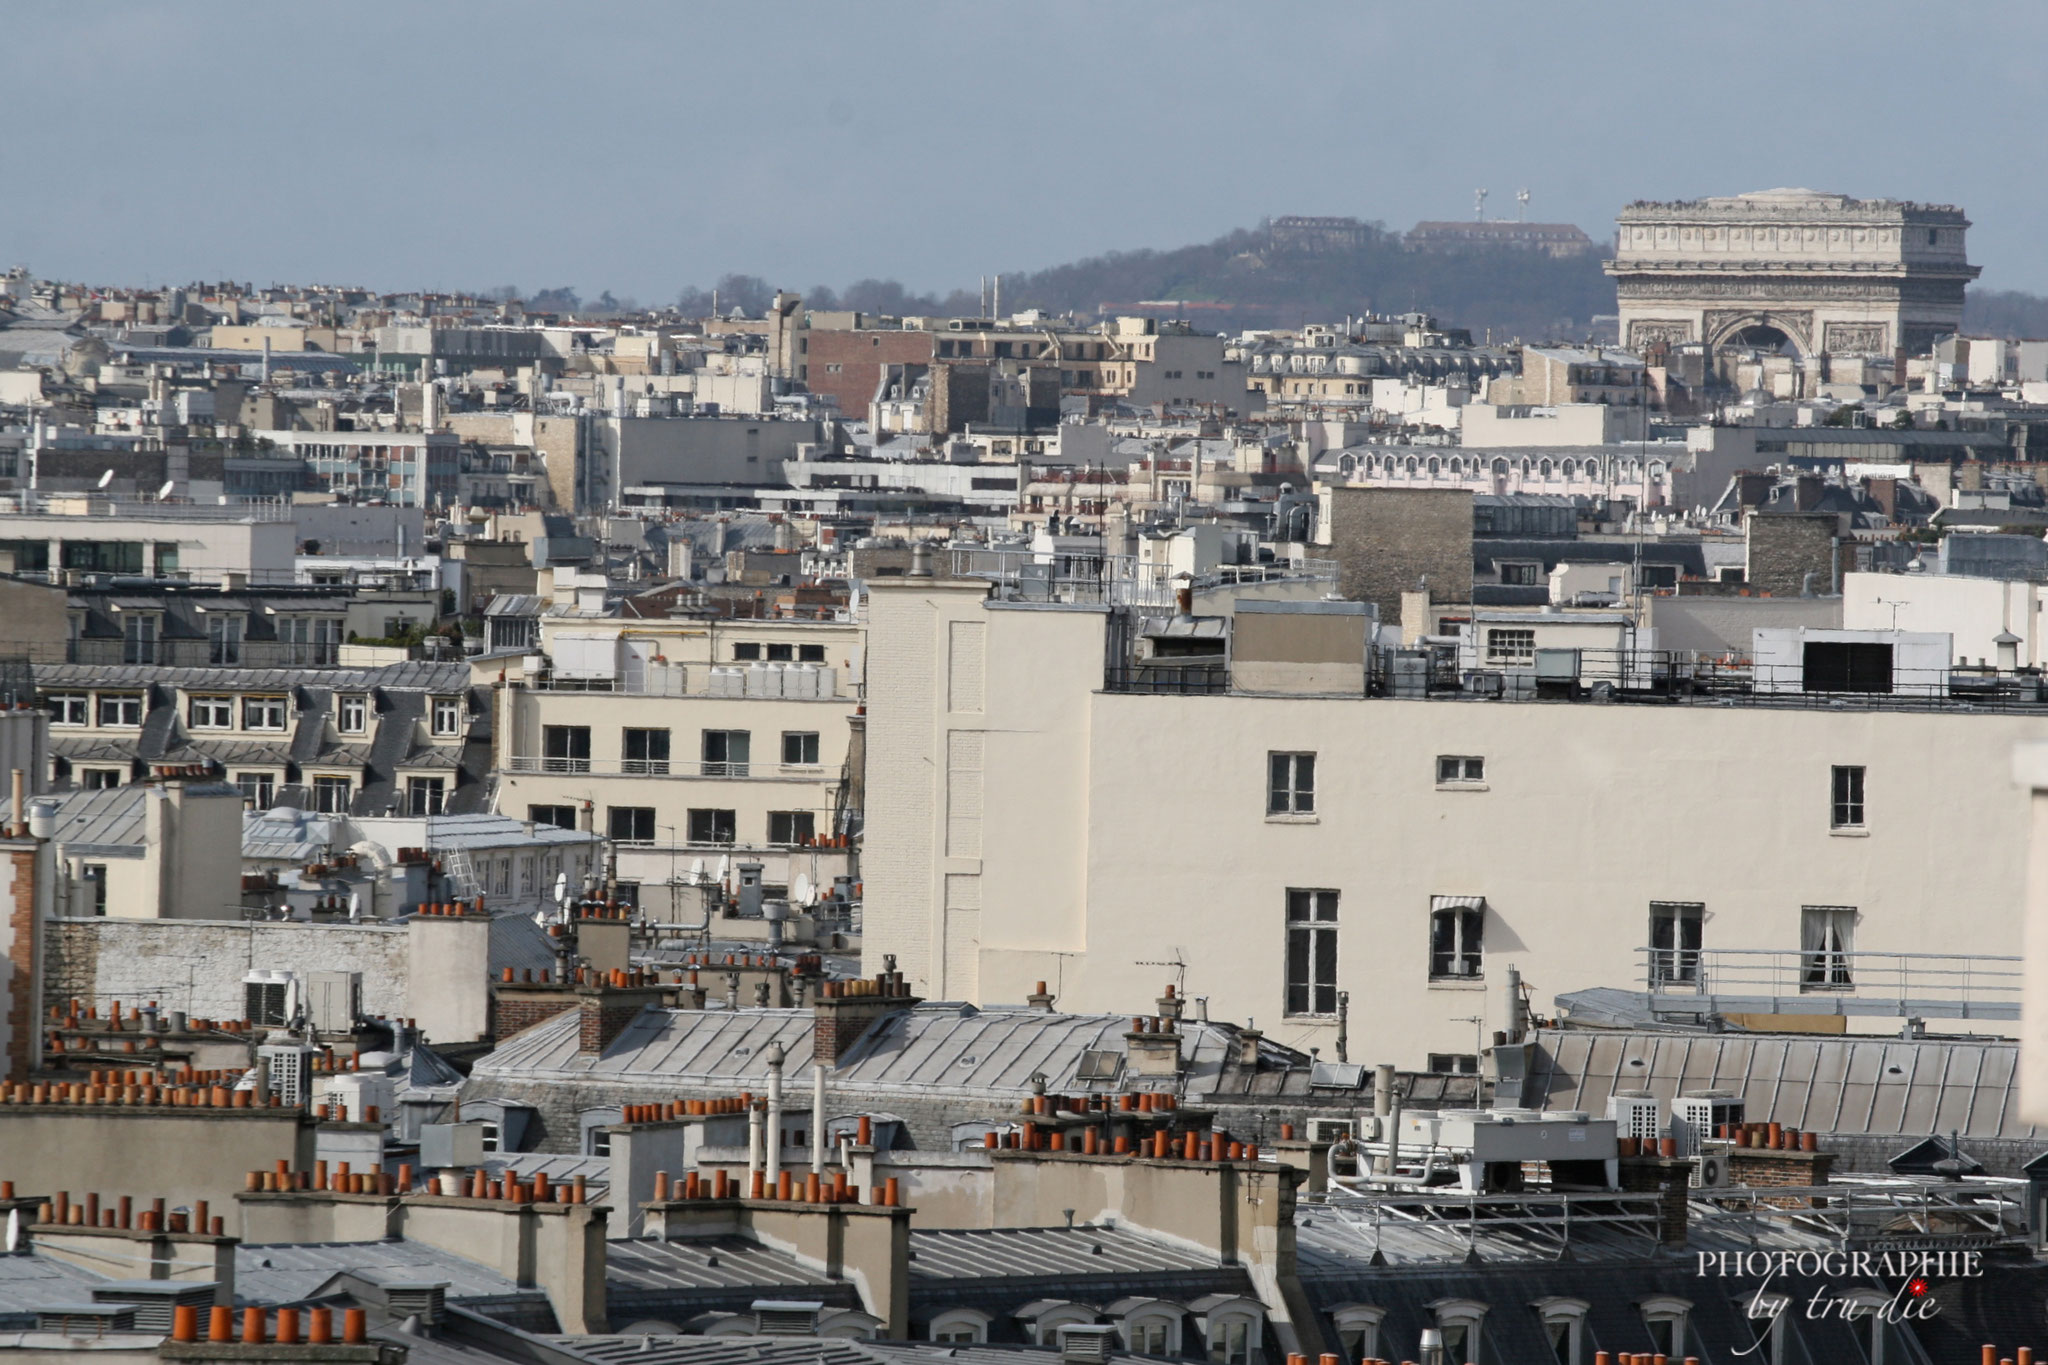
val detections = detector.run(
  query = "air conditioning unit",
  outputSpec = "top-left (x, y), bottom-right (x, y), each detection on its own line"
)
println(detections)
top-left (1307, 1119), bottom-right (1356, 1144)
top-left (1673, 1092), bottom-right (1745, 1156)
top-left (1692, 1150), bottom-right (1733, 1189)
top-left (1605, 1091), bottom-right (1661, 1143)
top-left (243, 971), bottom-right (295, 1027)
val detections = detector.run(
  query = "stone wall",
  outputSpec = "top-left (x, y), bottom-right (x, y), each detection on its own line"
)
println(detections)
top-left (1744, 512), bottom-right (1840, 597)
top-left (1325, 487), bottom-right (1473, 626)
top-left (43, 919), bottom-right (409, 1020)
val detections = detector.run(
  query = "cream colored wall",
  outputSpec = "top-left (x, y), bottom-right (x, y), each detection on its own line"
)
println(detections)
top-left (1842, 571), bottom-right (2044, 668)
top-left (498, 688), bottom-right (854, 851)
top-left (865, 584), bottom-right (2046, 1068)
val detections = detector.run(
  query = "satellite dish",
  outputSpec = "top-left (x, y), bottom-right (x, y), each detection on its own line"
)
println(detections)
top-left (553, 871), bottom-right (569, 905)
top-left (4, 1208), bottom-right (16, 1252)
top-left (533, 910), bottom-right (548, 927)
top-left (347, 891), bottom-right (362, 921)
top-left (157, 480), bottom-right (175, 501)
top-left (792, 873), bottom-right (813, 905)
top-left (714, 854), bottom-right (731, 885)
top-left (97, 469), bottom-right (114, 489)
top-left (688, 857), bottom-right (706, 884)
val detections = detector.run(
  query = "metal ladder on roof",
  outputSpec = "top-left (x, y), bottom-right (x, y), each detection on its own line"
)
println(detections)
top-left (439, 843), bottom-right (481, 901)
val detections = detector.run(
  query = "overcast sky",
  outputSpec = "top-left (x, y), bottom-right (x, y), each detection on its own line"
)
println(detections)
top-left (6, 2), bottom-right (2044, 300)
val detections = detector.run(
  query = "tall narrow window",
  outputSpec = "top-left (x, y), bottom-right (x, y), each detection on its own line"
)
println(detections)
top-left (338, 695), bottom-right (367, 734)
top-left (121, 614), bottom-right (159, 665)
top-left (1801, 905), bottom-right (1855, 988)
top-left (1285, 889), bottom-right (1339, 1016)
top-left (1831, 765), bottom-right (1866, 828)
top-left (432, 698), bottom-right (463, 737)
top-left (1267, 752), bottom-right (1315, 815)
top-left (312, 777), bottom-right (352, 814)
top-left (207, 614), bottom-right (243, 665)
top-left (687, 808), bottom-right (737, 844)
top-left (1429, 897), bottom-right (1485, 980)
top-left (1649, 902), bottom-right (1703, 986)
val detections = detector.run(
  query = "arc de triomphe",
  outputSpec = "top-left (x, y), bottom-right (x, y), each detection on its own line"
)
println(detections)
top-left (1605, 188), bottom-right (1977, 358)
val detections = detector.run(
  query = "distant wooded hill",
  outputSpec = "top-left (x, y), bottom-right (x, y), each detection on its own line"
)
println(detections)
top-left (986, 223), bottom-right (1615, 343)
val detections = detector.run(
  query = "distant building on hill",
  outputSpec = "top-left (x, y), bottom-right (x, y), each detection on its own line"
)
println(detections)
top-left (1267, 216), bottom-right (1374, 254)
top-left (1406, 220), bottom-right (1597, 257)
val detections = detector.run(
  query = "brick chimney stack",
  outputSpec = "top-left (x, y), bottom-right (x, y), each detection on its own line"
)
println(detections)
top-left (813, 956), bottom-right (918, 1069)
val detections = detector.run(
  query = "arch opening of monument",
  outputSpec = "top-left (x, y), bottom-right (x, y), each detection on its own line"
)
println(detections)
top-left (1724, 323), bottom-right (1801, 358)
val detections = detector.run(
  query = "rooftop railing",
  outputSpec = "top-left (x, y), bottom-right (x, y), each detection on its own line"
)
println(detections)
top-left (0, 492), bottom-right (296, 522)
top-left (949, 545), bottom-right (1338, 610)
top-left (502, 756), bottom-right (836, 781)
top-left (1639, 946), bottom-right (2022, 1020)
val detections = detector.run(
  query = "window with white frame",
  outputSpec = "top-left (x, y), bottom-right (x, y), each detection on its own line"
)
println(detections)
top-left (311, 776), bottom-right (352, 814)
top-left (1118, 1301), bottom-right (1182, 1358)
top-left (1801, 905), bottom-right (1855, 988)
top-left (189, 696), bottom-right (234, 729)
top-left (1436, 755), bottom-right (1485, 785)
top-left (1429, 1298), bottom-right (1487, 1365)
top-left (1532, 1297), bottom-right (1588, 1365)
top-left (518, 856), bottom-right (534, 896)
top-left (1839, 1289), bottom-right (1894, 1365)
top-left (1197, 1302), bottom-right (1261, 1365)
top-left (235, 771), bottom-right (276, 808)
top-left (1267, 751), bottom-right (1315, 815)
top-left (781, 731), bottom-right (820, 766)
top-left (1649, 901), bottom-right (1703, 986)
top-left (243, 696), bottom-right (287, 731)
top-left (1640, 1296), bottom-right (1692, 1361)
top-left (406, 776), bottom-right (446, 816)
top-left (48, 694), bottom-right (87, 726)
top-left (1831, 764), bottom-right (1866, 828)
top-left (97, 694), bottom-right (142, 727)
top-left (338, 694), bottom-right (367, 734)
top-left (1285, 888), bottom-right (1338, 1016)
top-left (1485, 627), bottom-right (1536, 665)
top-left (431, 697), bottom-right (463, 737)
top-left (1330, 1305), bottom-right (1385, 1364)
top-left (1429, 896), bottom-right (1485, 980)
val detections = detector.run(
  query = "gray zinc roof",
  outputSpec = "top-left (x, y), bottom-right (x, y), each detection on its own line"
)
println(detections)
top-left (473, 1004), bottom-right (1284, 1102)
top-left (1525, 1027), bottom-right (2041, 1141)
top-left (233, 1239), bottom-right (531, 1306)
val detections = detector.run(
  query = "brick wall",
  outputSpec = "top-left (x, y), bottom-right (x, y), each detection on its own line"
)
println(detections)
top-left (1326, 487), bottom-right (1474, 625)
top-left (1727, 1147), bottom-right (1835, 1207)
top-left (492, 987), bottom-right (579, 1042)
top-left (1744, 512), bottom-right (1840, 597)
top-left (2, 845), bottom-right (35, 1083)
top-left (805, 330), bottom-right (935, 418)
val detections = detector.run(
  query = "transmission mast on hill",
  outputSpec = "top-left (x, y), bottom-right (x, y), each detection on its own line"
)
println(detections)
top-left (1473, 188), bottom-right (1488, 222)
top-left (1517, 188), bottom-right (1530, 222)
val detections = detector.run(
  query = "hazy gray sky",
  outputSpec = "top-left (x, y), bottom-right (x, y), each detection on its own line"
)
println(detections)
top-left (6, 2), bottom-right (2044, 299)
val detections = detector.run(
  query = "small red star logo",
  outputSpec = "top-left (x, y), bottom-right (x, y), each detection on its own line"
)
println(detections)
top-left (1908, 1278), bottom-right (1930, 1298)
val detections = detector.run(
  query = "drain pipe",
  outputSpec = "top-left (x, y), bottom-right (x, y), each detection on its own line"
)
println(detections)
top-left (747, 1101), bottom-right (764, 1190)
top-left (765, 1042), bottom-right (785, 1190)
top-left (1373, 1063), bottom-right (1396, 1174)
top-left (811, 1059), bottom-right (826, 1176)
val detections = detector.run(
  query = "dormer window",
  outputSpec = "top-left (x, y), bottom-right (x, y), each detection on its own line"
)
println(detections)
top-left (207, 613), bottom-right (244, 666)
top-left (243, 696), bottom-right (287, 731)
top-left (338, 695), bottom-right (367, 734)
top-left (431, 697), bottom-right (463, 737)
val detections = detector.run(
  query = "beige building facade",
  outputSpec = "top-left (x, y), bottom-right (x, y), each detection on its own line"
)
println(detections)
top-left (493, 614), bottom-right (864, 903)
top-left (1607, 188), bottom-right (1977, 356)
top-left (864, 574), bottom-right (2043, 1069)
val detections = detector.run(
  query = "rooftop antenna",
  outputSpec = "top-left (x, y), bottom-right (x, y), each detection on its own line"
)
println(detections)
top-left (1473, 188), bottom-right (1488, 222)
top-left (1516, 188), bottom-right (1530, 222)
